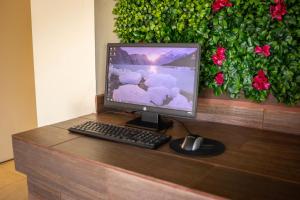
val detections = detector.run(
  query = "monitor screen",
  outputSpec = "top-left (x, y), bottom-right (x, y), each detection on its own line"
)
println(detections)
top-left (105, 43), bottom-right (200, 118)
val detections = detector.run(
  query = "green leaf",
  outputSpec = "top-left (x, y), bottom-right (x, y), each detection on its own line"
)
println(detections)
top-left (113, 0), bottom-right (300, 105)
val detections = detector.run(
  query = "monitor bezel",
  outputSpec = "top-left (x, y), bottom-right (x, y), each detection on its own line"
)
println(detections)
top-left (104, 43), bottom-right (201, 119)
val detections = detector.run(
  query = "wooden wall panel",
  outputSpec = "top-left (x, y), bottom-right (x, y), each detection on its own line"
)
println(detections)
top-left (197, 98), bottom-right (264, 129)
top-left (263, 109), bottom-right (300, 135)
top-left (96, 94), bottom-right (105, 113)
top-left (199, 89), bottom-right (300, 106)
top-left (95, 94), bottom-right (300, 135)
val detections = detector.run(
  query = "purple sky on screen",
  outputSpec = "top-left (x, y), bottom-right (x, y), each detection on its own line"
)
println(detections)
top-left (121, 47), bottom-right (197, 62)
top-left (121, 47), bottom-right (196, 61)
top-left (121, 47), bottom-right (196, 55)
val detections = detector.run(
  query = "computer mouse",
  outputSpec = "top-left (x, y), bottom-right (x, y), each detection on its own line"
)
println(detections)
top-left (181, 135), bottom-right (204, 151)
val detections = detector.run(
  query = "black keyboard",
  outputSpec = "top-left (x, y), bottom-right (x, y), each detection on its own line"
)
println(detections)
top-left (68, 121), bottom-right (171, 149)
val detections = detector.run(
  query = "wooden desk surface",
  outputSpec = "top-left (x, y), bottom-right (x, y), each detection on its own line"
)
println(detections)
top-left (13, 112), bottom-right (300, 199)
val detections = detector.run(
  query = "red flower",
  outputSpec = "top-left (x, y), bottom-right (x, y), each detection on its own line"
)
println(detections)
top-left (212, 0), bottom-right (233, 12)
top-left (255, 45), bottom-right (271, 57)
top-left (215, 72), bottom-right (224, 86)
top-left (252, 69), bottom-right (271, 90)
top-left (212, 47), bottom-right (226, 66)
top-left (212, 55), bottom-right (222, 65)
top-left (216, 47), bottom-right (226, 55)
top-left (270, 0), bottom-right (287, 21)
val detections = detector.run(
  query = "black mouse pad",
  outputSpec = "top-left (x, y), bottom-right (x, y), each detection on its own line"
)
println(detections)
top-left (169, 138), bottom-right (225, 156)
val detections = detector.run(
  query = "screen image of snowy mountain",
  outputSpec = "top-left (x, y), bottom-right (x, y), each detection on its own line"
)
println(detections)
top-left (107, 47), bottom-right (197, 111)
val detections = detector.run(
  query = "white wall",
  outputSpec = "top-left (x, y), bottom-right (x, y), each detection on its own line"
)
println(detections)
top-left (95, 0), bottom-right (119, 94)
top-left (31, 0), bottom-right (96, 126)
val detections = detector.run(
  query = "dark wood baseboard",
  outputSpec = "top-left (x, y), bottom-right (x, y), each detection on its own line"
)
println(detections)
top-left (96, 94), bottom-right (300, 135)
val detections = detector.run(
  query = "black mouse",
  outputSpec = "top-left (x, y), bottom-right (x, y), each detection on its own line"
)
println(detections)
top-left (181, 135), bottom-right (204, 151)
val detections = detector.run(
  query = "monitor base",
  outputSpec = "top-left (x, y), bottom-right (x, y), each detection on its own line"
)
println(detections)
top-left (126, 112), bottom-right (173, 131)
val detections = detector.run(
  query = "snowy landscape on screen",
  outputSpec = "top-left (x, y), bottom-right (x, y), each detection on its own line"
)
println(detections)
top-left (107, 47), bottom-right (197, 111)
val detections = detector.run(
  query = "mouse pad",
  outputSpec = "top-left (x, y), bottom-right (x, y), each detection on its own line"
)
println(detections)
top-left (169, 138), bottom-right (225, 156)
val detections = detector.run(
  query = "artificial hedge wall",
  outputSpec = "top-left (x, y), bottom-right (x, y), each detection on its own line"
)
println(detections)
top-left (113, 0), bottom-right (300, 105)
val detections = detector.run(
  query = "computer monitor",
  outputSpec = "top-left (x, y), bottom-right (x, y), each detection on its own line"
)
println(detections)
top-left (104, 43), bottom-right (200, 130)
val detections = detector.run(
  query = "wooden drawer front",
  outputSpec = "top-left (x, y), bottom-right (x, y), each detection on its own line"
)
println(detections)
top-left (28, 178), bottom-right (60, 200)
top-left (13, 139), bottom-right (219, 200)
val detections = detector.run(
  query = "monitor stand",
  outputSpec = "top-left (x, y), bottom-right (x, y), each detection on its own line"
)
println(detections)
top-left (126, 112), bottom-right (173, 131)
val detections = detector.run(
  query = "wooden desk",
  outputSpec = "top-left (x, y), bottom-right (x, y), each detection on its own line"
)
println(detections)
top-left (13, 113), bottom-right (300, 200)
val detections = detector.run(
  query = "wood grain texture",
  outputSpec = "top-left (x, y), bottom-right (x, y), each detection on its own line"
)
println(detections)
top-left (28, 178), bottom-right (60, 200)
top-left (263, 109), bottom-right (300, 135)
top-left (13, 113), bottom-right (300, 200)
top-left (83, 113), bottom-right (300, 183)
top-left (197, 167), bottom-right (300, 200)
top-left (13, 138), bottom-right (219, 200)
top-left (0, 179), bottom-right (28, 200)
top-left (13, 126), bottom-right (80, 147)
top-left (199, 88), bottom-right (300, 107)
top-left (96, 94), bottom-right (105, 113)
top-left (95, 94), bottom-right (300, 134)
top-left (198, 98), bottom-right (300, 134)
top-left (197, 98), bottom-right (264, 129)
top-left (0, 169), bottom-right (25, 188)
top-left (52, 117), bottom-right (91, 130)
top-left (14, 139), bottom-right (106, 200)
top-left (0, 160), bottom-right (28, 200)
